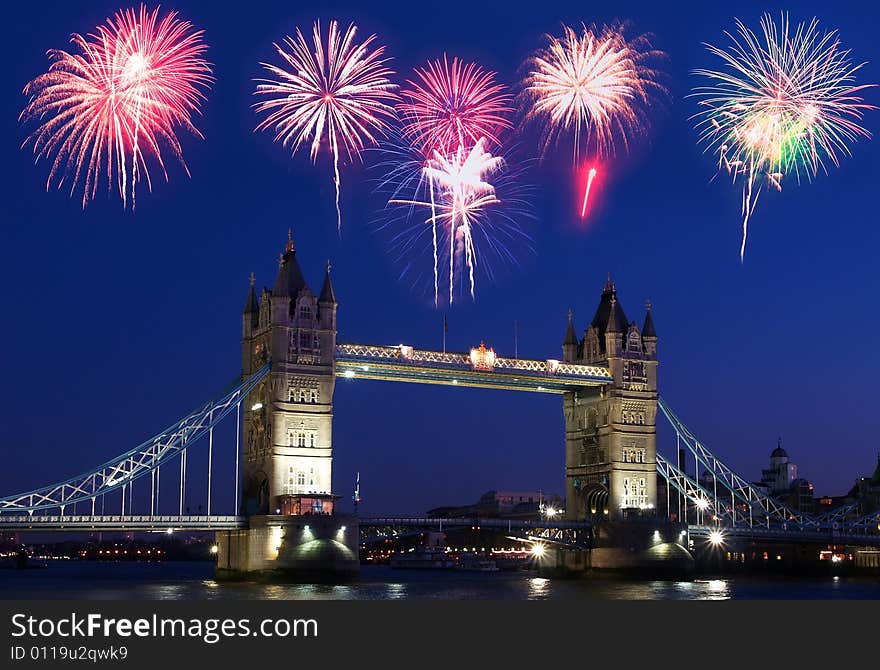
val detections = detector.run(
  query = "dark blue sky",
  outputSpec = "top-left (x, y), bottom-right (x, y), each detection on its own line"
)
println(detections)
top-left (1, 0), bottom-right (878, 516)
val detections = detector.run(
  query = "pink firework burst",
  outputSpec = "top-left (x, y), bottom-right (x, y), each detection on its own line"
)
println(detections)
top-left (20, 4), bottom-right (213, 209)
top-left (254, 20), bottom-right (399, 232)
top-left (398, 55), bottom-right (513, 155)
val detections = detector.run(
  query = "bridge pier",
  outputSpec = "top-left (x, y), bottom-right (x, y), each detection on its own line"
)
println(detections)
top-left (215, 514), bottom-right (359, 582)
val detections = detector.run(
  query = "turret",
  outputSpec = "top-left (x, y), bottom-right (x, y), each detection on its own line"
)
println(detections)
top-left (562, 309), bottom-right (578, 362)
top-left (604, 295), bottom-right (623, 358)
top-left (242, 272), bottom-right (259, 338)
top-left (319, 260), bottom-right (338, 330)
top-left (642, 299), bottom-right (657, 357)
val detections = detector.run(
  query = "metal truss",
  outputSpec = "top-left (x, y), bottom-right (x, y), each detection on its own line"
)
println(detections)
top-left (658, 398), bottom-right (817, 530)
top-left (656, 453), bottom-right (748, 526)
top-left (335, 343), bottom-right (612, 389)
top-left (0, 365), bottom-right (270, 514)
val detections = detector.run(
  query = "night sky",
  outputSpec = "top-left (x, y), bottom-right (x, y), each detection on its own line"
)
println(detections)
top-left (1, 0), bottom-right (878, 517)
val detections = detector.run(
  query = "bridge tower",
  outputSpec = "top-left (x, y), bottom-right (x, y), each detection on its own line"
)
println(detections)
top-left (240, 232), bottom-right (338, 517)
top-left (562, 277), bottom-right (658, 522)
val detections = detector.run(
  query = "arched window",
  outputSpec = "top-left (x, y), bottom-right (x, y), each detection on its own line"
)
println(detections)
top-left (299, 305), bottom-right (312, 321)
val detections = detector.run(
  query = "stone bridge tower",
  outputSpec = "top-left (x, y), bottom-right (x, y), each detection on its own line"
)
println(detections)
top-left (562, 276), bottom-right (658, 522)
top-left (239, 232), bottom-right (338, 516)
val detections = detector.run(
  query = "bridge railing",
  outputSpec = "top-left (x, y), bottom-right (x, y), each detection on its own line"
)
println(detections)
top-left (335, 343), bottom-right (611, 380)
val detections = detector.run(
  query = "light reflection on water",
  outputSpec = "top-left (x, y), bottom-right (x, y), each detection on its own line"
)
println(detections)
top-left (1, 563), bottom-right (877, 600)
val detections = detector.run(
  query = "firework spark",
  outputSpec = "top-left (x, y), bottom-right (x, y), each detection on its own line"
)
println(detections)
top-left (20, 4), bottom-right (212, 209)
top-left (580, 167), bottom-right (598, 218)
top-left (385, 138), bottom-right (530, 305)
top-left (398, 55), bottom-right (513, 155)
top-left (693, 14), bottom-right (875, 260)
top-left (254, 20), bottom-right (398, 232)
top-left (522, 22), bottom-right (664, 161)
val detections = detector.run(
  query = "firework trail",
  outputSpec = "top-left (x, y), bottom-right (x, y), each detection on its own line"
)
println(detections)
top-left (20, 4), bottom-right (212, 209)
top-left (580, 167), bottom-right (598, 217)
top-left (693, 14), bottom-right (875, 261)
top-left (254, 20), bottom-right (398, 233)
top-left (398, 55), bottom-right (513, 155)
top-left (396, 56), bottom-right (513, 301)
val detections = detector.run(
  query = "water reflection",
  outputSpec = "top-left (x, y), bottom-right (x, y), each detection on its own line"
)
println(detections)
top-left (1, 563), bottom-right (878, 600)
top-left (528, 577), bottom-right (550, 599)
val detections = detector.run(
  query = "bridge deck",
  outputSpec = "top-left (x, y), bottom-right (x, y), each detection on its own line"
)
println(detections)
top-left (335, 343), bottom-right (612, 393)
top-left (0, 515), bottom-right (244, 531)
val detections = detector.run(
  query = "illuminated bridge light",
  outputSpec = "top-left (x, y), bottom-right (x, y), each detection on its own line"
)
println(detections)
top-left (343, 370), bottom-right (355, 378)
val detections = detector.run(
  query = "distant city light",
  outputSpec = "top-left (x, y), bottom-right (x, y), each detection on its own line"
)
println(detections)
top-left (166, 528), bottom-right (174, 535)
top-left (530, 543), bottom-right (546, 558)
top-left (210, 544), bottom-right (218, 554)
top-left (251, 402), bottom-right (263, 411)
top-left (696, 498), bottom-right (710, 510)
top-left (545, 507), bottom-right (558, 518)
top-left (708, 530), bottom-right (724, 546)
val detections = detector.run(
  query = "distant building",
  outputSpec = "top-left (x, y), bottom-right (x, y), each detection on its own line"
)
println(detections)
top-left (757, 439), bottom-right (798, 495)
top-left (847, 455), bottom-right (880, 515)
top-left (428, 490), bottom-right (563, 520)
top-left (753, 439), bottom-right (815, 514)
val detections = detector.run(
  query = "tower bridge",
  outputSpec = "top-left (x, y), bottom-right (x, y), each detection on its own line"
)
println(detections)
top-left (2, 234), bottom-right (879, 578)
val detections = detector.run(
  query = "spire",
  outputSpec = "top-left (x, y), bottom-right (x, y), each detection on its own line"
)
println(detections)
top-left (603, 272), bottom-right (615, 294)
top-left (564, 309), bottom-right (578, 345)
top-left (243, 272), bottom-right (258, 315)
top-left (642, 299), bottom-right (657, 338)
top-left (272, 232), bottom-right (308, 299)
top-left (606, 295), bottom-right (621, 333)
top-left (319, 259), bottom-right (337, 304)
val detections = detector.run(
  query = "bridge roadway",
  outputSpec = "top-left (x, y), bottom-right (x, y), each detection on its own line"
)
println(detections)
top-left (334, 343), bottom-right (612, 393)
top-left (0, 515), bottom-right (590, 535)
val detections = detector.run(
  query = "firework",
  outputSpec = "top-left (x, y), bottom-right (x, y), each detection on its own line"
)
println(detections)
top-left (20, 4), bottom-right (212, 209)
top-left (522, 22), bottom-right (664, 161)
top-left (385, 138), bottom-right (531, 305)
top-left (693, 14), bottom-right (875, 260)
top-left (580, 167), bottom-right (598, 218)
top-left (254, 20), bottom-right (398, 232)
top-left (398, 55), bottom-right (513, 155)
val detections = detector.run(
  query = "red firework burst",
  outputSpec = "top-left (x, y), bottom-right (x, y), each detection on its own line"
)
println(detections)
top-left (398, 55), bottom-right (513, 155)
top-left (20, 4), bottom-right (213, 208)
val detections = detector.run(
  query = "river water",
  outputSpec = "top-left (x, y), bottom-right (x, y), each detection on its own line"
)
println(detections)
top-left (2, 562), bottom-right (879, 599)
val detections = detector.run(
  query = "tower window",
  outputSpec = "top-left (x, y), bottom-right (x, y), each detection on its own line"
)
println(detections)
top-left (299, 306), bottom-right (312, 321)
top-left (299, 333), bottom-right (311, 349)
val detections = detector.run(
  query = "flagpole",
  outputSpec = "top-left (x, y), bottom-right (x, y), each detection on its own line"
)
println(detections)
top-left (514, 320), bottom-right (519, 359)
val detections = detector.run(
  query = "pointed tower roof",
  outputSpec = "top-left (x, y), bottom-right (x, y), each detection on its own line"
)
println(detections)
top-left (243, 273), bottom-right (258, 315)
top-left (272, 229), bottom-right (309, 299)
top-left (590, 273), bottom-right (629, 342)
top-left (642, 299), bottom-right (657, 338)
top-left (564, 309), bottom-right (578, 346)
top-left (319, 260), bottom-right (337, 304)
top-left (605, 295), bottom-right (622, 334)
